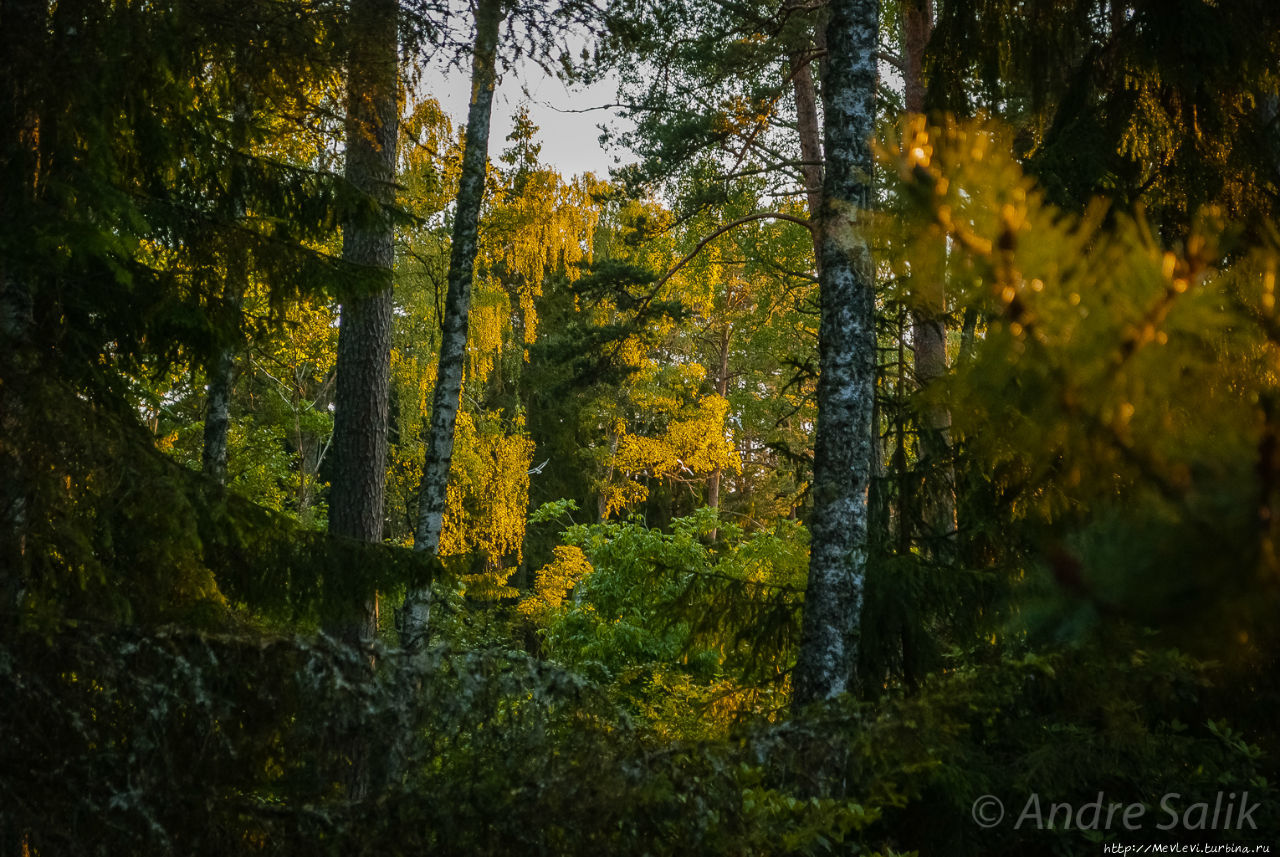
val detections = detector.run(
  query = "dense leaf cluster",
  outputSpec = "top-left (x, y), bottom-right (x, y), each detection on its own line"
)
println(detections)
top-left (5, 1), bottom-right (1280, 854)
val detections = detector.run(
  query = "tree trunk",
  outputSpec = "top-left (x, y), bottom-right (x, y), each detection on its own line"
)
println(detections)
top-left (707, 322), bottom-right (731, 536)
top-left (401, 0), bottom-right (504, 652)
top-left (327, 0), bottom-right (399, 647)
top-left (790, 47), bottom-right (825, 262)
top-left (792, 0), bottom-right (879, 708)
top-left (598, 428), bottom-right (620, 521)
top-left (0, 0), bottom-right (44, 622)
top-left (0, 268), bottom-right (32, 618)
top-left (201, 326), bottom-right (239, 486)
top-left (202, 91), bottom-right (251, 487)
top-left (902, 0), bottom-right (931, 117)
top-left (902, 0), bottom-right (956, 555)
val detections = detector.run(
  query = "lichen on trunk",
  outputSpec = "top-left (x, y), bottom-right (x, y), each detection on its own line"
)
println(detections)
top-left (401, 0), bottom-right (505, 653)
top-left (791, 0), bottom-right (880, 708)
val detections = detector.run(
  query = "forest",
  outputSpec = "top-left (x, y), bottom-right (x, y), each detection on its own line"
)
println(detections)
top-left (2, 0), bottom-right (1280, 854)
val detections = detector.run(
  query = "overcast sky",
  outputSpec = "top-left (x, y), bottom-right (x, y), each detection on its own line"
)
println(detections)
top-left (421, 60), bottom-right (634, 179)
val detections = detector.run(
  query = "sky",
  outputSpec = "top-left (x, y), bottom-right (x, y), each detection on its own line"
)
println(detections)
top-left (420, 60), bottom-right (634, 179)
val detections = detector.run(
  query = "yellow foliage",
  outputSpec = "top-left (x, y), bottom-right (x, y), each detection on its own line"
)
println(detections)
top-left (460, 568), bottom-right (520, 602)
top-left (438, 411), bottom-right (535, 569)
top-left (262, 296), bottom-right (338, 379)
top-left (466, 301), bottom-right (507, 384)
top-left (154, 431), bottom-right (179, 453)
top-left (480, 170), bottom-right (604, 348)
top-left (602, 393), bottom-right (740, 517)
top-left (599, 477), bottom-right (652, 519)
top-left (517, 545), bottom-right (594, 620)
top-left (390, 346), bottom-right (435, 416)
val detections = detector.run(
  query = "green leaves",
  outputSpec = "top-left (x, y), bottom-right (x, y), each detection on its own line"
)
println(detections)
top-left (523, 510), bottom-right (805, 727)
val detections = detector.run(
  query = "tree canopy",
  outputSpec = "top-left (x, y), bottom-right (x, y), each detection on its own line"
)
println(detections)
top-left (3, 1), bottom-right (1280, 854)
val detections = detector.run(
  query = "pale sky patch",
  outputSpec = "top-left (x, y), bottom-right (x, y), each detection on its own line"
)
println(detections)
top-left (420, 60), bottom-right (634, 180)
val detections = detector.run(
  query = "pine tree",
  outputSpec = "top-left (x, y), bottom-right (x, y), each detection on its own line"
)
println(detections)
top-left (328, 0), bottom-right (400, 644)
top-left (901, 0), bottom-right (956, 553)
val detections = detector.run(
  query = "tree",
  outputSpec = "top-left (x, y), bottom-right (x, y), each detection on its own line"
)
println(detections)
top-left (201, 64), bottom-right (254, 488)
top-left (387, 104), bottom-right (601, 605)
top-left (926, 0), bottom-right (1280, 232)
top-left (0, 0), bottom-right (358, 624)
top-left (900, 0), bottom-right (956, 553)
top-left (400, 0), bottom-right (609, 647)
top-left (328, 0), bottom-right (400, 643)
top-left (791, 0), bottom-right (880, 707)
top-left (402, 0), bottom-right (506, 651)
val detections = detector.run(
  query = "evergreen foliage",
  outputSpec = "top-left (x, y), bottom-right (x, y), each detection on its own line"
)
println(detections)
top-left (3, 0), bottom-right (1280, 854)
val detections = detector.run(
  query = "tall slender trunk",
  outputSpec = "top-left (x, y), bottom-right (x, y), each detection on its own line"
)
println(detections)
top-left (792, 0), bottom-right (879, 707)
top-left (902, 0), bottom-right (931, 116)
top-left (400, 0), bottom-right (504, 652)
top-left (707, 323), bottom-right (731, 535)
top-left (201, 325), bottom-right (239, 486)
top-left (789, 45), bottom-right (825, 264)
top-left (327, 0), bottom-right (399, 647)
top-left (902, 0), bottom-right (955, 555)
top-left (793, 8), bottom-right (893, 569)
top-left (785, 0), bottom-right (827, 289)
top-left (0, 267), bottom-right (32, 617)
top-left (202, 91), bottom-right (251, 487)
top-left (0, 0), bottom-right (44, 624)
top-left (706, 467), bottom-right (722, 513)
top-left (598, 428), bottom-right (620, 521)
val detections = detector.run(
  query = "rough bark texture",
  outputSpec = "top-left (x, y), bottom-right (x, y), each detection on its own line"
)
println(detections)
top-left (790, 49), bottom-right (825, 251)
top-left (400, 0), bottom-right (503, 652)
top-left (792, 0), bottom-right (879, 707)
top-left (902, 0), bottom-right (931, 116)
top-left (902, 0), bottom-right (956, 553)
top-left (327, 0), bottom-right (399, 647)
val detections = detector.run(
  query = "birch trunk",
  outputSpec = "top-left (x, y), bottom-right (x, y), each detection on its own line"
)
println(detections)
top-left (202, 91), bottom-right (251, 487)
top-left (902, 0), bottom-right (956, 554)
top-left (327, 0), bottom-right (399, 647)
top-left (791, 0), bottom-right (879, 707)
top-left (401, 0), bottom-right (504, 652)
top-left (201, 323), bottom-right (239, 486)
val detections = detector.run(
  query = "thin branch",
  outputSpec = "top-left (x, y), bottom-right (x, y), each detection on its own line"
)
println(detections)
top-left (656, 211), bottom-right (811, 291)
top-left (250, 358), bottom-right (300, 410)
top-left (877, 49), bottom-right (906, 72)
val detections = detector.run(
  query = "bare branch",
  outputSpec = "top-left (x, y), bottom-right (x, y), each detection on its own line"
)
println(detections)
top-left (876, 49), bottom-right (906, 71)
